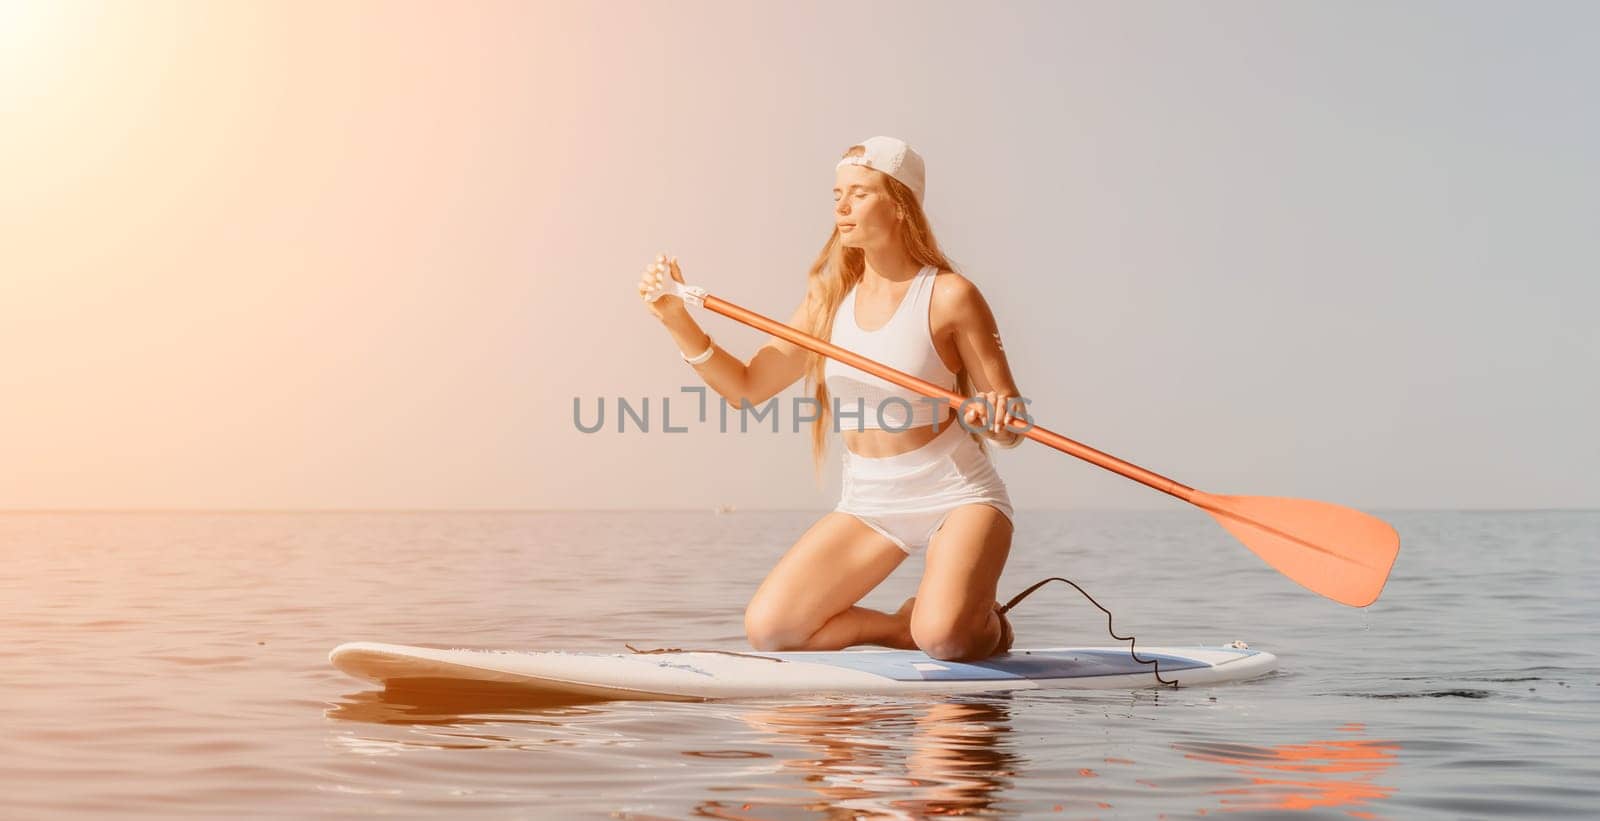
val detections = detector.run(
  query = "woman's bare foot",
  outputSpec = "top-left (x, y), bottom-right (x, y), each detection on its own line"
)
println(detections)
top-left (891, 596), bottom-right (918, 648)
top-left (895, 597), bottom-right (1011, 656)
top-left (992, 602), bottom-right (1014, 655)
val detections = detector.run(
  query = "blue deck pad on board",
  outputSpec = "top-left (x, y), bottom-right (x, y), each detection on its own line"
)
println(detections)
top-left (763, 648), bottom-right (1231, 682)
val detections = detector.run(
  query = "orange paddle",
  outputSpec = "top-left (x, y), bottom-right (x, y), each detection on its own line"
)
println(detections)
top-left (649, 279), bottom-right (1400, 607)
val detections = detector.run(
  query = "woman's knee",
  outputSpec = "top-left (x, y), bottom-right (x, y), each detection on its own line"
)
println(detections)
top-left (743, 600), bottom-right (813, 651)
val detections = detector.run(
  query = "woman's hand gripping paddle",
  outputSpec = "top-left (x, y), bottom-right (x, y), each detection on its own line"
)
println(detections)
top-left (643, 269), bottom-right (1400, 607)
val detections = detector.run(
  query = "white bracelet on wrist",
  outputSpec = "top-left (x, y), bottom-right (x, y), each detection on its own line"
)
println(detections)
top-left (682, 335), bottom-right (715, 365)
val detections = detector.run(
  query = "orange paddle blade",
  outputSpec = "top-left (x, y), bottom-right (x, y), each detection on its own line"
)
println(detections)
top-left (1188, 492), bottom-right (1400, 607)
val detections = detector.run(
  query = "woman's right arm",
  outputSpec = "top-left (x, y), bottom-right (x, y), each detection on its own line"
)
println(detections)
top-left (656, 299), bottom-right (812, 407)
top-left (641, 256), bottom-right (812, 406)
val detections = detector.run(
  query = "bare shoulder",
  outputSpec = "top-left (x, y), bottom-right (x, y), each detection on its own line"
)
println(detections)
top-left (929, 269), bottom-right (990, 327)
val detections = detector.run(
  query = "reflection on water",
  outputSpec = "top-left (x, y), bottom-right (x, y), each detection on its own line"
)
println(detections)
top-left (329, 681), bottom-right (1404, 818)
top-left (1174, 722), bottom-right (1399, 816)
top-left (700, 698), bottom-right (1021, 819)
top-left (328, 682), bottom-right (612, 726)
top-left (326, 685), bottom-right (615, 757)
top-left (331, 685), bottom-right (1025, 818)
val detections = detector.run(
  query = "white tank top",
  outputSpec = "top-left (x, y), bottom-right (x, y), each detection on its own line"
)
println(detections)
top-left (824, 265), bottom-right (958, 431)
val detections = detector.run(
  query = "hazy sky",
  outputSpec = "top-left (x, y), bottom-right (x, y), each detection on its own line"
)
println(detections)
top-left (2, 1), bottom-right (1595, 511)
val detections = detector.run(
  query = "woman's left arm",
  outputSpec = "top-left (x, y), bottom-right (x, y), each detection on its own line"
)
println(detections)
top-left (941, 274), bottom-right (1027, 448)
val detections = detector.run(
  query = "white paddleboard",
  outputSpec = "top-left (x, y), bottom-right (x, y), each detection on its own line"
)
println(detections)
top-left (330, 641), bottom-right (1277, 701)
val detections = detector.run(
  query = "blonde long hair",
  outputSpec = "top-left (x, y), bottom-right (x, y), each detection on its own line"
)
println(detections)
top-left (801, 144), bottom-right (986, 482)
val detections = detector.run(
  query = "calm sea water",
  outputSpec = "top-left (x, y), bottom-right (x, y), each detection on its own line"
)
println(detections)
top-left (1, 509), bottom-right (1595, 818)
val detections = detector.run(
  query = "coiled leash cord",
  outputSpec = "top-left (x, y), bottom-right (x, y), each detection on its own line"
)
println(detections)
top-left (1000, 576), bottom-right (1178, 688)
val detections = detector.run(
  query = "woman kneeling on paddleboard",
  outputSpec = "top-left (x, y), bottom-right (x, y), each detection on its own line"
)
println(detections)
top-left (637, 136), bottom-right (1025, 663)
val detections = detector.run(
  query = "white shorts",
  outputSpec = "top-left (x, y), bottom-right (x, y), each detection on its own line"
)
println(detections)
top-left (834, 420), bottom-right (1015, 555)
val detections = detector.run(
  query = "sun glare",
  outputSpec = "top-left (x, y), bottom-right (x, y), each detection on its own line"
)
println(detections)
top-left (0, 0), bottom-right (75, 102)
